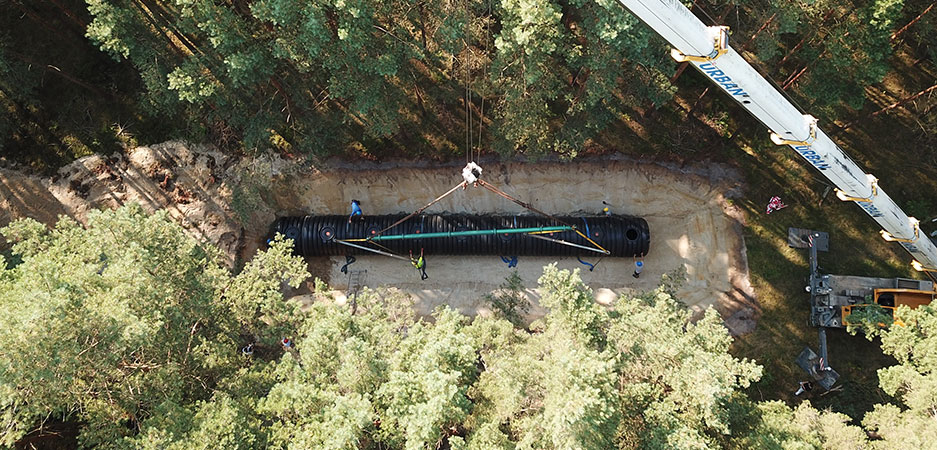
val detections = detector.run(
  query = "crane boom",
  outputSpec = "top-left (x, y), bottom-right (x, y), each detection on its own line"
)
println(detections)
top-left (616, 0), bottom-right (937, 272)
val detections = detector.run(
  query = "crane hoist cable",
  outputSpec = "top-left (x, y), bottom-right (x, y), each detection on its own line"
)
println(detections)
top-left (371, 180), bottom-right (468, 238)
top-left (344, 163), bottom-right (611, 259)
top-left (476, 179), bottom-right (611, 255)
top-left (526, 233), bottom-right (608, 254)
top-left (333, 239), bottom-right (410, 261)
top-left (364, 238), bottom-right (402, 255)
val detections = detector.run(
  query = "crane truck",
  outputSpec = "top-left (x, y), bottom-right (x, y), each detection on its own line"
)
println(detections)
top-left (612, 0), bottom-right (937, 390)
top-left (613, 0), bottom-right (937, 272)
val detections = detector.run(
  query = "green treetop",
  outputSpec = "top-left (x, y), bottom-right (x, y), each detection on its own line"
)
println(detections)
top-left (0, 204), bottom-right (307, 447)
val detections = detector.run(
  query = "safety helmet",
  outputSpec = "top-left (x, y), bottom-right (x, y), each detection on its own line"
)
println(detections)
top-left (603, 207), bottom-right (609, 212)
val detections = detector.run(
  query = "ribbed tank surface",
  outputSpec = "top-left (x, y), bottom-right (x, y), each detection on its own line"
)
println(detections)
top-left (271, 214), bottom-right (650, 257)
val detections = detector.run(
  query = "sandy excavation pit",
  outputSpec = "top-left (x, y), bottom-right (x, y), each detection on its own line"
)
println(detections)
top-left (287, 161), bottom-right (757, 335)
top-left (0, 142), bottom-right (757, 335)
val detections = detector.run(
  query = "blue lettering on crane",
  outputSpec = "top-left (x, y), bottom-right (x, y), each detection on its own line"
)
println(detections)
top-left (693, 67), bottom-right (885, 218)
top-left (858, 202), bottom-right (885, 218)
top-left (792, 145), bottom-right (831, 171)
top-left (698, 63), bottom-right (748, 96)
top-left (790, 146), bottom-right (885, 217)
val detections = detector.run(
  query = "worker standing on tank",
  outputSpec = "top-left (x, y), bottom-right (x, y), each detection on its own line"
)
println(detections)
top-left (348, 199), bottom-right (363, 223)
top-left (410, 248), bottom-right (428, 280)
top-left (603, 207), bottom-right (612, 217)
top-left (633, 260), bottom-right (644, 278)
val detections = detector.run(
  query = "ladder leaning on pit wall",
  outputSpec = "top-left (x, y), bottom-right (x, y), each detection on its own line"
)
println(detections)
top-left (346, 269), bottom-right (367, 314)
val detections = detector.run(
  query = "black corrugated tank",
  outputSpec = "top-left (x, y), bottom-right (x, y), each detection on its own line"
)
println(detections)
top-left (271, 214), bottom-right (650, 257)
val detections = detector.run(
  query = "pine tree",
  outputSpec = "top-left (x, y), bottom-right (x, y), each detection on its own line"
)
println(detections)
top-left (0, 204), bottom-right (307, 447)
top-left (861, 305), bottom-right (937, 447)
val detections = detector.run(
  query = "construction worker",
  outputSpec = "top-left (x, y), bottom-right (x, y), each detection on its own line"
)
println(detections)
top-left (281, 337), bottom-right (293, 350)
top-left (410, 248), bottom-right (428, 280)
top-left (794, 380), bottom-right (813, 396)
top-left (766, 196), bottom-right (787, 214)
top-left (633, 260), bottom-right (644, 278)
top-left (348, 199), bottom-right (363, 223)
top-left (603, 207), bottom-right (611, 217)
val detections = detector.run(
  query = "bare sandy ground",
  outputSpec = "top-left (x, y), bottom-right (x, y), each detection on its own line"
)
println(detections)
top-left (285, 161), bottom-right (757, 334)
top-left (0, 143), bottom-right (757, 335)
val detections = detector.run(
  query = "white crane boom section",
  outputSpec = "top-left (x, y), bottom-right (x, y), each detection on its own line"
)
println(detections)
top-left (616, 0), bottom-right (937, 271)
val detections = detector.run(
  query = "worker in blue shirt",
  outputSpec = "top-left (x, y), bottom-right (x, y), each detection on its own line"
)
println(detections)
top-left (348, 199), bottom-right (363, 223)
top-left (633, 260), bottom-right (644, 278)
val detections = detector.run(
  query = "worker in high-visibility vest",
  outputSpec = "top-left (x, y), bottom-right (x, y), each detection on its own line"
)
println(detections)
top-left (410, 248), bottom-right (428, 280)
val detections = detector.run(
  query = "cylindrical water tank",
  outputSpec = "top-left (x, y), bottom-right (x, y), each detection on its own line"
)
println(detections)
top-left (271, 214), bottom-right (650, 257)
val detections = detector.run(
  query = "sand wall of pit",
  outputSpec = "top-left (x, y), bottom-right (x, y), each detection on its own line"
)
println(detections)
top-left (0, 141), bottom-right (758, 335)
top-left (263, 161), bottom-right (756, 335)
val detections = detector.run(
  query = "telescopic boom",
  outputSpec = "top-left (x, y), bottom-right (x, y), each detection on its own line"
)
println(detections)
top-left (615, 0), bottom-right (937, 271)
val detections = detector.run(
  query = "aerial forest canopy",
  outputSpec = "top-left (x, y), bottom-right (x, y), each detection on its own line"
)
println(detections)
top-left (2, 0), bottom-right (937, 448)
top-left (1, 205), bottom-right (936, 448)
top-left (2, 0), bottom-right (935, 167)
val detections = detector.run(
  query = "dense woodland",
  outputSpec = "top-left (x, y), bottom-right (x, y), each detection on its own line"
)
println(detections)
top-left (0, 205), bottom-right (935, 448)
top-left (1, 0), bottom-right (935, 168)
top-left (2, 0), bottom-right (937, 448)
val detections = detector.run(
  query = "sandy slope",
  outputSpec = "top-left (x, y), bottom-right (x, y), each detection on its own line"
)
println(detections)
top-left (288, 161), bottom-right (756, 335)
top-left (0, 142), bottom-right (757, 334)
